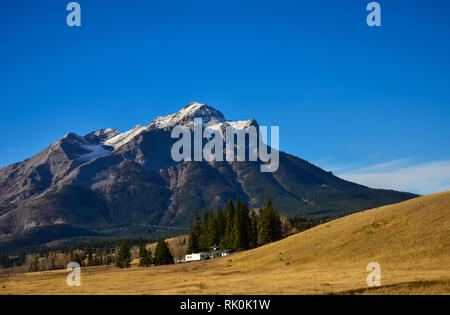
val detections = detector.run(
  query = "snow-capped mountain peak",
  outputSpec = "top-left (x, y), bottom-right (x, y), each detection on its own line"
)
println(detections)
top-left (150, 102), bottom-right (226, 129)
top-left (95, 103), bottom-right (255, 151)
top-left (84, 128), bottom-right (119, 143)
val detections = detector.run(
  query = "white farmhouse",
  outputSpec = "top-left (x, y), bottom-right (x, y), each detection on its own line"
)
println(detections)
top-left (185, 253), bottom-right (209, 262)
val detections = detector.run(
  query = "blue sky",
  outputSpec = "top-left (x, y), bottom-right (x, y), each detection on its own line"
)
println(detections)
top-left (1, 0), bottom-right (449, 195)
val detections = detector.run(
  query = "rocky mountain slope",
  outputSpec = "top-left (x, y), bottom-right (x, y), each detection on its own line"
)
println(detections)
top-left (0, 103), bottom-right (417, 253)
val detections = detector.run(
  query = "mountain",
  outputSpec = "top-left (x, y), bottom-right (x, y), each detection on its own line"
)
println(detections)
top-left (0, 102), bottom-right (417, 253)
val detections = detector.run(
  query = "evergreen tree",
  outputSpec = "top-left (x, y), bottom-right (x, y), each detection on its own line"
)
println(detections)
top-left (105, 254), bottom-right (111, 265)
top-left (153, 237), bottom-right (174, 266)
top-left (215, 205), bottom-right (226, 244)
top-left (200, 210), bottom-right (211, 249)
top-left (138, 238), bottom-right (149, 267)
top-left (87, 246), bottom-right (94, 266)
top-left (249, 210), bottom-right (259, 249)
top-left (257, 197), bottom-right (282, 245)
top-left (232, 198), bottom-right (250, 251)
top-left (206, 209), bottom-right (218, 248)
top-left (188, 210), bottom-right (202, 254)
top-left (257, 207), bottom-right (271, 246)
top-left (265, 197), bottom-right (282, 242)
top-left (116, 240), bottom-right (132, 269)
top-left (70, 250), bottom-right (84, 266)
top-left (221, 200), bottom-right (235, 249)
top-left (97, 252), bottom-right (104, 266)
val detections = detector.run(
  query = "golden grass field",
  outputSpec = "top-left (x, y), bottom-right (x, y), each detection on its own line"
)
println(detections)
top-left (1, 191), bottom-right (449, 295)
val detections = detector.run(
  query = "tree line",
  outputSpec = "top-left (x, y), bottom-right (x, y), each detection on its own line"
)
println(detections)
top-left (115, 237), bottom-right (175, 269)
top-left (187, 197), bottom-right (283, 254)
top-left (0, 237), bottom-right (176, 274)
top-left (1, 197), bottom-right (327, 276)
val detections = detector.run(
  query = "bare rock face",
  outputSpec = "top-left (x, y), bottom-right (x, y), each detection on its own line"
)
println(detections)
top-left (0, 103), bottom-right (417, 252)
top-left (84, 128), bottom-right (119, 143)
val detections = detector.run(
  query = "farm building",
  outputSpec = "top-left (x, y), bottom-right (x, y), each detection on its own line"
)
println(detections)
top-left (181, 248), bottom-right (233, 263)
top-left (185, 253), bottom-right (209, 262)
top-left (220, 250), bottom-right (231, 257)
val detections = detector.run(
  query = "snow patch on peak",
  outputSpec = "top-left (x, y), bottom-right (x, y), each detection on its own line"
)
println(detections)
top-left (228, 119), bottom-right (256, 130)
top-left (150, 102), bottom-right (226, 129)
top-left (77, 144), bottom-right (112, 162)
top-left (84, 128), bottom-right (119, 143)
top-left (104, 125), bottom-right (148, 149)
top-left (184, 102), bottom-right (206, 111)
top-left (205, 119), bottom-right (253, 133)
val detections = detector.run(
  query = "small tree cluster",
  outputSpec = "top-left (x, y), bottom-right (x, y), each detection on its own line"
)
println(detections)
top-left (187, 197), bottom-right (282, 253)
top-left (116, 240), bottom-right (132, 269)
top-left (70, 251), bottom-right (85, 267)
top-left (138, 238), bottom-right (153, 267)
top-left (153, 237), bottom-right (174, 266)
top-left (257, 198), bottom-right (282, 246)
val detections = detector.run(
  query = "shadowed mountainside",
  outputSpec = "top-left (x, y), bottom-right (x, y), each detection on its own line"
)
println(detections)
top-left (0, 103), bottom-right (417, 253)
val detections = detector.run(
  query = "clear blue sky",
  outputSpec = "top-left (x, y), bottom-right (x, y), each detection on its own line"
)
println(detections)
top-left (1, 0), bottom-right (449, 194)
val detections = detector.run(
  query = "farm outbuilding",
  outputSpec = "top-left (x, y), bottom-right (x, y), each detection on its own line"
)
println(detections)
top-left (184, 253), bottom-right (209, 262)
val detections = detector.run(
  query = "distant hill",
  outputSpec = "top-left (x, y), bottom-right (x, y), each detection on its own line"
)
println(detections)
top-left (2, 192), bottom-right (449, 294)
top-left (229, 190), bottom-right (450, 279)
top-left (0, 102), bottom-right (416, 253)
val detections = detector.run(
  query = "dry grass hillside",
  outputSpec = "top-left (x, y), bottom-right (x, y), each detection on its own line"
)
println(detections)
top-left (1, 191), bottom-right (449, 295)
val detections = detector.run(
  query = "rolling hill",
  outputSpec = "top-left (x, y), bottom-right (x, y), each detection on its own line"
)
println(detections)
top-left (1, 191), bottom-right (449, 295)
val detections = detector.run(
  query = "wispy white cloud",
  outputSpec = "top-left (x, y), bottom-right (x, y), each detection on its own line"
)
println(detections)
top-left (314, 156), bottom-right (360, 174)
top-left (338, 160), bottom-right (450, 195)
top-left (350, 158), bottom-right (412, 173)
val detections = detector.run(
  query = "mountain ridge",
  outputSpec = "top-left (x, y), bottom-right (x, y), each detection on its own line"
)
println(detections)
top-left (0, 103), bottom-right (417, 253)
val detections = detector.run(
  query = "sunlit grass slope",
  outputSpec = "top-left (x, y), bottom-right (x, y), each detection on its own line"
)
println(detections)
top-left (2, 191), bottom-right (449, 295)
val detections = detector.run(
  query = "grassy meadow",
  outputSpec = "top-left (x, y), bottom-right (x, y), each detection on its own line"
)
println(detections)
top-left (1, 191), bottom-right (449, 295)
